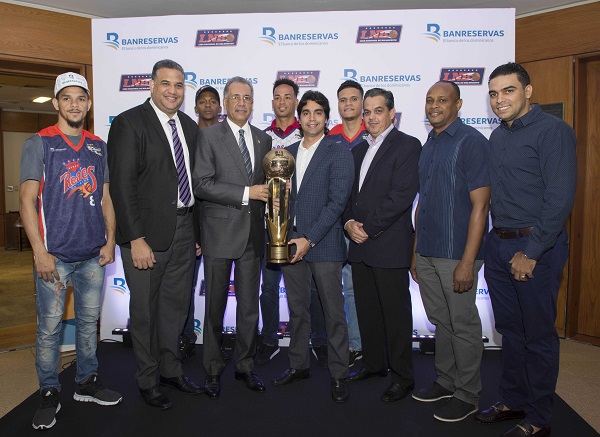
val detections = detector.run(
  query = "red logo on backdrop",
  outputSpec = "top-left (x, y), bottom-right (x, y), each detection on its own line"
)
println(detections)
top-left (439, 68), bottom-right (485, 85)
top-left (195, 29), bottom-right (239, 47)
top-left (276, 71), bottom-right (320, 87)
top-left (119, 74), bottom-right (151, 91)
top-left (356, 25), bottom-right (402, 43)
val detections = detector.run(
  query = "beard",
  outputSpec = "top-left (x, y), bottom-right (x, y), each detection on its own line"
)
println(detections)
top-left (66, 118), bottom-right (84, 129)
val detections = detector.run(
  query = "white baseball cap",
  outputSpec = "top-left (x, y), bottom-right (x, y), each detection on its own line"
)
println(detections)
top-left (54, 72), bottom-right (90, 97)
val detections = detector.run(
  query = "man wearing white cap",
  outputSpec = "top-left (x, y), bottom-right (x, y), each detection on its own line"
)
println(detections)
top-left (20, 72), bottom-right (122, 430)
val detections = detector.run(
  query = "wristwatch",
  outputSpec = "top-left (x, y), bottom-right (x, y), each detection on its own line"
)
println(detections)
top-left (304, 235), bottom-right (316, 248)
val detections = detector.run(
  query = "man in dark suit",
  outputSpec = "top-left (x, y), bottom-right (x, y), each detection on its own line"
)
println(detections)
top-left (193, 76), bottom-right (271, 398)
top-left (343, 87), bottom-right (421, 403)
top-left (271, 91), bottom-right (354, 403)
top-left (108, 59), bottom-right (202, 410)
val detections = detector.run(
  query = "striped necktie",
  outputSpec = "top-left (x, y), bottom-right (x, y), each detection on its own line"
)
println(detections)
top-left (168, 119), bottom-right (191, 206)
top-left (238, 129), bottom-right (253, 180)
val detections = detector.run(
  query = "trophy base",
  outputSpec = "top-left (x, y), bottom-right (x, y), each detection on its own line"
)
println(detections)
top-left (267, 244), bottom-right (290, 264)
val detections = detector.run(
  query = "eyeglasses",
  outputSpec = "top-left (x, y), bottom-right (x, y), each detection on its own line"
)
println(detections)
top-left (229, 94), bottom-right (253, 102)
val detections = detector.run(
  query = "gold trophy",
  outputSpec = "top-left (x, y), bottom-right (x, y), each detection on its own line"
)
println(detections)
top-left (262, 149), bottom-right (295, 263)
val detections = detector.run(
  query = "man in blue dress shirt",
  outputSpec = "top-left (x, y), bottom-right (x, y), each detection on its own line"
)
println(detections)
top-left (475, 63), bottom-right (577, 437)
top-left (411, 80), bottom-right (490, 422)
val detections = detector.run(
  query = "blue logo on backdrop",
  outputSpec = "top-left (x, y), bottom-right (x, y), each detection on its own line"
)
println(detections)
top-left (424, 23), bottom-right (505, 43)
top-left (260, 27), bottom-right (338, 47)
top-left (356, 25), bottom-right (402, 44)
top-left (104, 32), bottom-right (179, 51)
top-left (107, 116), bottom-right (116, 126)
top-left (112, 278), bottom-right (129, 295)
top-left (460, 115), bottom-right (501, 131)
top-left (105, 33), bottom-right (120, 50)
top-left (424, 24), bottom-right (441, 42)
top-left (476, 288), bottom-right (490, 300)
top-left (343, 68), bottom-right (421, 88)
top-left (184, 72), bottom-right (198, 91)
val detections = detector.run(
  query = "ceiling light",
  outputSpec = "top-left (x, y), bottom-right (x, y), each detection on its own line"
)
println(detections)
top-left (32, 96), bottom-right (51, 103)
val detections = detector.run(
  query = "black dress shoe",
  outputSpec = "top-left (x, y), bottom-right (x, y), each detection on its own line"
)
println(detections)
top-left (159, 375), bottom-right (203, 394)
top-left (234, 371), bottom-right (266, 393)
top-left (381, 382), bottom-right (415, 402)
top-left (204, 375), bottom-right (221, 399)
top-left (271, 368), bottom-right (311, 386)
top-left (331, 378), bottom-right (349, 403)
top-left (502, 420), bottom-right (551, 437)
top-left (475, 402), bottom-right (527, 424)
top-left (347, 367), bottom-right (388, 382)
top-left (140, 385), bottom-right (172, 409)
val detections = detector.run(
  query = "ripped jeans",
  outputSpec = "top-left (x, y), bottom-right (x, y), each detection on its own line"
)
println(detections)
top-left (35, 255), bottom-right (104, 390)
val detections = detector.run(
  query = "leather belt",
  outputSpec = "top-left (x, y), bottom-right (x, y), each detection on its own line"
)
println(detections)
top-left (177, 205), bottom-right (194, 216)
top-left (493, 227), bottom-right (533, 239)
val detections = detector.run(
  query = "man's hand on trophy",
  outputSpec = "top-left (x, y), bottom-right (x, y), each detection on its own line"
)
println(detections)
top-left (249, 184), bottom-right (269, 202)
top-left (288, 237), bottom-right (310, 263)
top-left (345, 220), bottom-right (369, 244)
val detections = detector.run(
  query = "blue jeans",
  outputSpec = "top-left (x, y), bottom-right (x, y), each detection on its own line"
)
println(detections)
top-left (35, 255), bottom-right (104, 390)
top-left (342, 260), bottom-right (362, 351)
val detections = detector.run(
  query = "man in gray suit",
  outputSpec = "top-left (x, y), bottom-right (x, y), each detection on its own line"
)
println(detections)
top-left (193, 76), bottom-right (272, 398)
top-left (271, 90), bottom-right (354, 403)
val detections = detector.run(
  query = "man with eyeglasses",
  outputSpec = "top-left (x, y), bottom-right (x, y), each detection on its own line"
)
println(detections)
top-left (193, 76), bottom-right (272, 398)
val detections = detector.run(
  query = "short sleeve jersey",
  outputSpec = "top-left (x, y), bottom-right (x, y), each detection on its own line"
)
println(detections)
top-left (20, 125), bottom-right (109, 262)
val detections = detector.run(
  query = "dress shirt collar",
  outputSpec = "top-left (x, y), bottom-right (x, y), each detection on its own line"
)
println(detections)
top-left (500, 103), bottom-right (541, 132)
top-left (428, 117), bottom-right (463, 140)
top-left (226, 117), bottom-right (250, 137)
top-left (149, 97), bottom-right (179, 125)
top-left (366, 122), bottom-right (394, 147)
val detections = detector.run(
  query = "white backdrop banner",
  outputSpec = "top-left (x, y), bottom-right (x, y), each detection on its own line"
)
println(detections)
top-left (93, 9), bottom-right (514, 347)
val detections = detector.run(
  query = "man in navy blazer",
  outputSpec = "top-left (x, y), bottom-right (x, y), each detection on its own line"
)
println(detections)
top-left (108, 59), bottom-right (201, 409)
top-left (271, 91), bottom-right (354, 403)
top-left (343, 88), bottom-right (421, 403)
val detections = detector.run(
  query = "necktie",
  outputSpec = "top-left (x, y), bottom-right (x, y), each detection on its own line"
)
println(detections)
top-left (238, 129), bottom-right (253, 180)
top-left (168, 119), bottom-right (191, 206)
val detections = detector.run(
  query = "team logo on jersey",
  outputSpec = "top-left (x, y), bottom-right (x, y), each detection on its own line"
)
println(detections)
top-left (86, 144), bottom-right (103, 156)
top-left (60, 159), bottom-right (97, 199)
top-left (356, 25), bottom-right (402, 43)
top-left (440, 68), bottom-right (485, 85)
top-left (276, 71), bottom-right (320, 87)
top-left (195, 29), bottom-right (239, 47)
top-left (120, 74), bottom-right (151, 91)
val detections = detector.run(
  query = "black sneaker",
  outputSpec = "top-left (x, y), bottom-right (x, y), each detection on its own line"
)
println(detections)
top-left (412, 382), bottom-right (454, 402)
top-left (433, 397), bottom-right (478, 422)
top-left (73, 375), bottom-right (123, 405)
top-left (255, 343), bottom-right (280, 366)
top-left (311, 345), bottom-right (328, 368)
top-left (349, 349), bottom-right (363, 367)
top-left (32, 387), bottom-right (61, 430)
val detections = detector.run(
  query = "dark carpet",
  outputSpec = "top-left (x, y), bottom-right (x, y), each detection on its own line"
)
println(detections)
top-left (0, 342), bottom-right (597, 437)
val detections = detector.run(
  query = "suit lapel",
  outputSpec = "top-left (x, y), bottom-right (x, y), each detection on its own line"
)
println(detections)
top-left (142, 100), bottom-right (172, 155)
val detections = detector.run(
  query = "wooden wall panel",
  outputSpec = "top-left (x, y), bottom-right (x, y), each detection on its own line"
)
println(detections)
top-left (0, 3), bottom-right (92, 65)
top-left (520, 57), bottom-right (574, 336)
top-left (516, 2), bottom-right (600, 63)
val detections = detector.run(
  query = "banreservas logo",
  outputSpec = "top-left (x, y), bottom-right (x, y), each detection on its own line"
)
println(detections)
top-left (260, 27), bottom-right (338, 47)
top-left (343, 68), bottom-right (420, 88)
top-left (112, 277), bottom-right (129, 295)
top-left (460, 116), bottom-right (501, 130)
top-left (195, 29), bottom-right (239, 47)
top-left (119, 74), bottom-right (151, 91)
top-left (184, 72), bottom-right (198, 91)
top-left (104, 32), bottom-right (179, 51)
top-left (276, 71), bottom-right (320, 87)
top-left (424, 23), bottom-right (505, 43)
top-left (356, 25), bottom-right (402, 43)
top-left (440, 68), bottom-right (485, 85)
